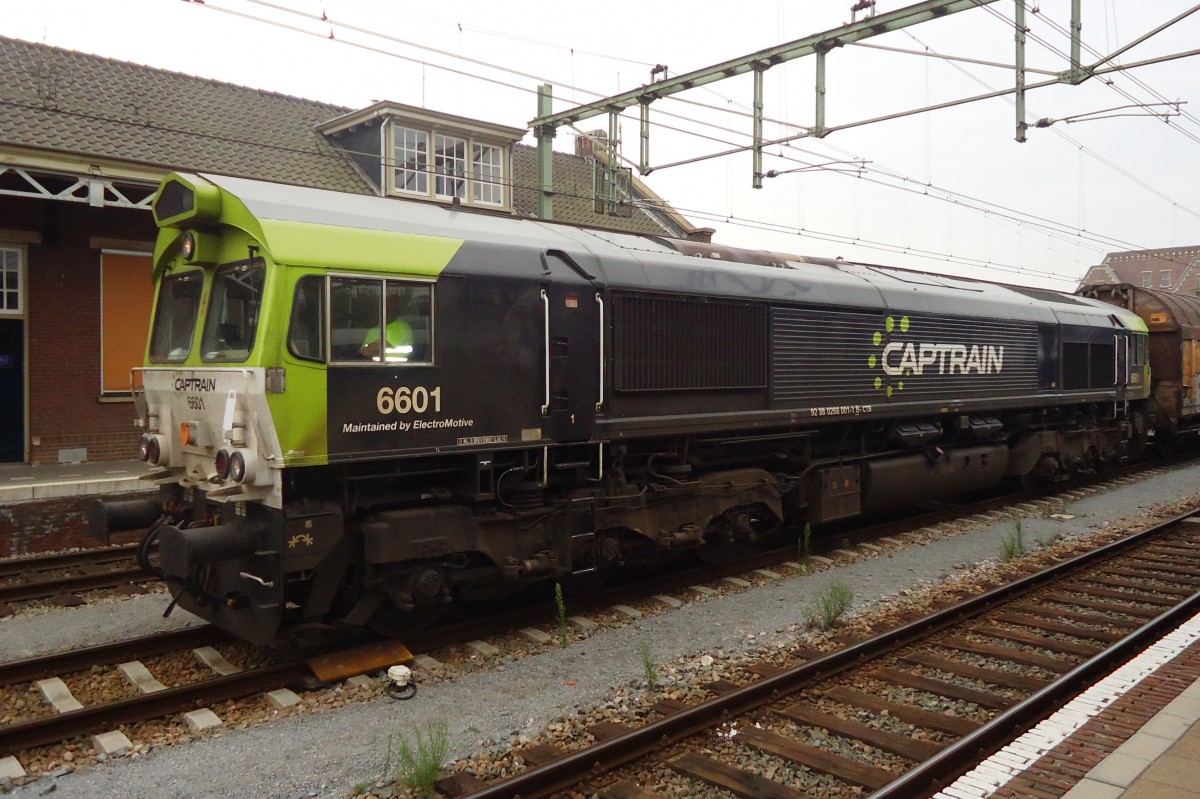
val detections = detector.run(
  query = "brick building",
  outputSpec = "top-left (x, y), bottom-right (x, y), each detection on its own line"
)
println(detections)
top-left (1078, 246), bottom-right (1200, 296)
top-left (0, 35), bottom-right (706, 465)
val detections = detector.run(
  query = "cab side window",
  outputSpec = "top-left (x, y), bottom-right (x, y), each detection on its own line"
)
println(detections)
top-left (330, 277), bottom-right (382, 362)
top-left (383, 281), bottom-right (433, 364)
top-left (330, 276), bottom-right (433, 365)
top-left (288, 275), bottom-right (325, 362)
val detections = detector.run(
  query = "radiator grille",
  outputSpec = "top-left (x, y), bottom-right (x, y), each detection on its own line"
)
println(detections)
top-left (154, 180), bottom-right (195, 223)
top-left (613, 294), bottom-right (767, 391)
top-left (772, 307), bottom-right (1040, 405)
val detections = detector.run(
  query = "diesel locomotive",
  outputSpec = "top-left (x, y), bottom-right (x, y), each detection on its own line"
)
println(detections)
top-left (92, 172), bottom-right (1153, 646)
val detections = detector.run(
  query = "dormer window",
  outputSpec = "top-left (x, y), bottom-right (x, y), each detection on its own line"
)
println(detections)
top-left (319, 102), bottom-right (523, 213)
top-left (391, 123), bottom-right (508, 205)
top-left (389, 124), bottom-right (509, 208)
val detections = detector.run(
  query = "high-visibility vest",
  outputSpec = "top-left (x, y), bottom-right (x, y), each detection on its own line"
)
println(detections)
top-left (363, 318), bottom-right (414, 361)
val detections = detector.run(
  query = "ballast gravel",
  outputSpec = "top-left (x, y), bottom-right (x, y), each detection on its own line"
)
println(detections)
top-left (5, 461), bottom-right (1200, 799)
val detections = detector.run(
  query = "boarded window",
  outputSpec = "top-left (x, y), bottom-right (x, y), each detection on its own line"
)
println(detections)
top-left (613, 294), bottom-right (767, 391)
top-left (101, 252), bottom-right (154, 394)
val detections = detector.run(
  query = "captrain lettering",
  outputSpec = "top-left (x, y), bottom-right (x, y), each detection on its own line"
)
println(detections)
top-left (881, 343), bottom-right (1004, 376)
top-left (174, 377), bottom-right (218, 392)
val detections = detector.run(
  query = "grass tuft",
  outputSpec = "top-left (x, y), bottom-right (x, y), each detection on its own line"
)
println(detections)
top-left (806, 580), bottom-right (854, 630)
top-left (1001, 518), bottom-right (1027, 561)
top-left (386, 719), bottom-right (449, 799)
top-left (799, 522), bottom-right (814, 573)
top-left (554, 582), bottom-right (569, 648)
top-left (639, 641), bottom-right (659, 689)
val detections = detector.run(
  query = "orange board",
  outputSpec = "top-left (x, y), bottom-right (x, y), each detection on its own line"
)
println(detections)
top-left (101, 253), bottom-right (153, 393)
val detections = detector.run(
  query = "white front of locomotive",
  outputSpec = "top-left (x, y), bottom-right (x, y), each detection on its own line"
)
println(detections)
top-left (136, 367), bottom-right (284, 508)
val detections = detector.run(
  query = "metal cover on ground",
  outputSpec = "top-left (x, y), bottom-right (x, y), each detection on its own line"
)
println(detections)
top-left (307, 640), bottom-right (413, 682)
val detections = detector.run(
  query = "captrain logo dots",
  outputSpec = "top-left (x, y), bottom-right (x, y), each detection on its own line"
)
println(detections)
top-left (870, 315), bottom-right (910, 397)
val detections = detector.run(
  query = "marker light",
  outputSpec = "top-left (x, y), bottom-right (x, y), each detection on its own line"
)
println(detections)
top-left (181, 231), bottom-right (197, 260)
top-left (215, 449), bottom-right (232, 480)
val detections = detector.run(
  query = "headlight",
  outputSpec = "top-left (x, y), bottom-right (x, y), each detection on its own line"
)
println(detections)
top-left (139, 434), bottom-right (163, 466)
top-left (229, 450), bottom-right (257, 484)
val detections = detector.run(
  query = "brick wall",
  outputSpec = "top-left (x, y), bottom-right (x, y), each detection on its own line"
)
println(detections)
top-left (0, 489), bottom-right (155, 556)
top-left (1, 195), bottom-right (155, 464)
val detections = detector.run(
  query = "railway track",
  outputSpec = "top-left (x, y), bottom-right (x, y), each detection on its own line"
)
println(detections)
top-left (0, 627), bottom-right (415, 757)
top-left (0, 461), bottom-right (1184, 772)
top-left (442, 510), bottom-right (1200, 799)
top-left (0, 542), bottom-right (157, 605)
top-left (0, 626), bottom-right (224, 688)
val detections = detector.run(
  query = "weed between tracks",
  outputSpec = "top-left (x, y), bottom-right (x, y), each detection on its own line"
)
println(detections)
top-left (639, 641), bottom-right (659, 689)
top-left (806, 579), bottom-right (855, 630)
top-left (554, 582), bottom-right (569, 648)
top-left (383, 719), bottom-right (449, 798)
top-left (1001, 519), bottom-right (1028, 561)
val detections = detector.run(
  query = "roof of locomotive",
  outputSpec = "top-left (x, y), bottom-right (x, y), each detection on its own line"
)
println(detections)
top-left (199, 172), bottom-right (1136, 331)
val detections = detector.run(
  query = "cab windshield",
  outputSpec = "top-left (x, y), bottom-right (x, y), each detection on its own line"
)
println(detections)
top-left (201, 259), bottom-right (266, 362)
top-left (148, 271), bottom-right (204, 363)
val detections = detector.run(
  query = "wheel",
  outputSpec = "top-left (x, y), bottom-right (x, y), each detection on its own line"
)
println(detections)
top-left (366, 601), bottom-right (442, 637)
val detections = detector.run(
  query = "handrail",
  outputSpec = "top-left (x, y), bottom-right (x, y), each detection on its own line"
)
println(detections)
top-left (595, 292), bottom-right (605, 413)
top-left (540, 289), bottom-right (550, 416)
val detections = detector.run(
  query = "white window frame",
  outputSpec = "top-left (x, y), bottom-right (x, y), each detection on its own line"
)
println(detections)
top-left (389, 126), bottom-right (508, 209)
top-left (0, 246), bottom-right (24, 316)
top-left (1141, 271), bottom-right (1152, 288)
top-left (434, 134), bottom-right (467, 200)
top-left (395, 127), bottom-right (429, 196)
top-left (1161, 269), bottom-right (1172, 288)
top-left (472, 143), bottom-right (504, 206)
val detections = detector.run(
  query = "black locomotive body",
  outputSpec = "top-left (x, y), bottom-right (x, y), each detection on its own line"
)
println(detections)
top-left (92, 173), bottom-right (1151, 645)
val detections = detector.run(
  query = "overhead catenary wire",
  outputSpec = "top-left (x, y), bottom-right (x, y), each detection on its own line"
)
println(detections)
top-left (195, 0), bottom-right (1200, 277)
top-left (670, 204), bottom-right (1081, 285)
top-left (1030, 3), bottom-right (1200, 132)
top-left (897, 25), bottom-right (1200, 221)
top-left (978, 2), bottom-right (1200, 145)
top-left (24, 0), bottom-right (1195, 281)
top-left (1, 85), bottom-right (1182, 283)
top-left (194, 0), bottom-right (1200, 232)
